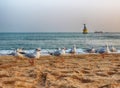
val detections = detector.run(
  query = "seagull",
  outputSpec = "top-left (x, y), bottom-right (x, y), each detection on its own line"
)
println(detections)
top-left (60, 48), bottom-right (66, 55)
top-left (25, 48), bottom-right (41, 65)
top-left (16, 48), bottom-right (26, 54)
top-left (105, 44), bottom-right (111, 53)
top-left (8, 48), bottom-right (26, 56)
top-left (98, 44), bottom-right (110, 54)
top-left (15, 48), bottom-right (26, 59)
top-left (110, 45), bottom-right (117, 52)
top-left (8, 49), bottom-right (16, 56)
top-left (86, 47), bottom-right (96, 53)
top-left (25, 48), bottom-right (41, 59)
top-left (49, 48), bottom-right (61, 56)
top-left (69, 45), bottom-right (77, 54)
top-left (98, 44), bottom-right (111, 59)
top-left (48, 48), bottom-right (66, 56)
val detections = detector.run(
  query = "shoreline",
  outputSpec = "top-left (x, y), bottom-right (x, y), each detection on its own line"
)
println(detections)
top-left (0, 49), bottom-right (120, 56)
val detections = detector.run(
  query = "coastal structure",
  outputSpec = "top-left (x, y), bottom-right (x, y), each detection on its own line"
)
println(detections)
top-left (94, 31), bottom-right (103, 33)
top-left (83, 24), bottom-right (88, 34)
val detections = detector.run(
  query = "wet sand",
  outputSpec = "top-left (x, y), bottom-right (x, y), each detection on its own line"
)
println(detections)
top-left (0, 54), bottom-right (120, 88)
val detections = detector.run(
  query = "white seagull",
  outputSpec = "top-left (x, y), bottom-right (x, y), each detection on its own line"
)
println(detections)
top-left (69, 45), bottom-right (77, 54)
top-left (15, 48), bottom-right (26, 59)
top-left (49, 48), bottom-right (66, 56)
top-left (51, 48), bottom-right (61, 56)
top-left (25, 48), bottom-right (41, 59)
top-left (60, 48), bottom-right (66, 55)
top-left (25, 48), bottom-right (41, 65)
top-left (98, 44), bottom-right (111, 54)
top-left (86, 47), bottom-right (96, 53)
top-left (110, 45), bottom-right (117, 52)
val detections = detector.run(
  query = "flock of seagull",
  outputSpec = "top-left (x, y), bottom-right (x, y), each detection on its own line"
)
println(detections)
top-left (86, 44), bottom-right (117, 53)
top-left (10, 48), bottom-right (41, 59)
top-left (9, 44), bottom-right (117, 59)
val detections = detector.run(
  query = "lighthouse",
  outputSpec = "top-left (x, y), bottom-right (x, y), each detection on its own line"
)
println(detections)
top-left (83, 24), bottom-right (88, 34)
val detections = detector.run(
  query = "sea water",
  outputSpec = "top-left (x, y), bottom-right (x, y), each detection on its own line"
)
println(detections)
top-left (0, 32), bottom-right (120, 55)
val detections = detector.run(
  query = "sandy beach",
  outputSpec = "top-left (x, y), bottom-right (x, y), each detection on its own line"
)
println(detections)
top-left (0, 54), bottom-right (120, 88)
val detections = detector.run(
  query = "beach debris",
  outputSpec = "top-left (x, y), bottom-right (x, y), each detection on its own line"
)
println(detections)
top-left (96, 72), bottom-right (108, 77)
top-left (80, 77), bottom-right (94, 83)
top-left (107, 71), bottom-right (116, 75)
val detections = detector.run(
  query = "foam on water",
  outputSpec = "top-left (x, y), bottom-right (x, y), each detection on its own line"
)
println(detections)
top-left (0, 48), bottom-right (120, 56)
top-left (0, 32), bottom-right (120, 55)
top-left (0, 48), bottom-right (86, 55)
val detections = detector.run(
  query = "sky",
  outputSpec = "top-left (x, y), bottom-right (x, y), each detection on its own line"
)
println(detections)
top-left (0, 0), bottom-right (120, 32)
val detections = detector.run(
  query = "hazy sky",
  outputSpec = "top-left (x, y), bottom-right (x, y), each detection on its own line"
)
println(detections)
top-left (0, 0), bottom-right (120, 32)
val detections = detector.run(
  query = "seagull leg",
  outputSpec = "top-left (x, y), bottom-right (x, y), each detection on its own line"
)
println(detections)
top-left (101, 54), bottom-right (105, 59)
top-left (61, 57), bottom-right (64, 63)
top-left (28, 59), bottom-right (34, 66)
top-left (31, 59), bottom-right (35, 65)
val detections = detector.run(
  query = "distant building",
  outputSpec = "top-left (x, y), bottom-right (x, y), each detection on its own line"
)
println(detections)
top-left (94, 31), bottom-right (103, 33)
top-left (83, 24), bottom-right (88, 34)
